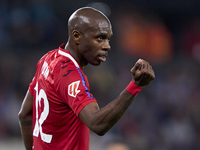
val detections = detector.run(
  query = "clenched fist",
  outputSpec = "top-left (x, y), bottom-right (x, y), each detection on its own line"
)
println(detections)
top-left (131, 59), bottom-right (155, 88)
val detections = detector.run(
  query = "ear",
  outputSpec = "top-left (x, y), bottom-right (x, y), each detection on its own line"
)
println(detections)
top-left (72, 30), bottom-right (81, 44)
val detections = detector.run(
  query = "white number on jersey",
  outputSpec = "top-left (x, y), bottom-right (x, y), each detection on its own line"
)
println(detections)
top-left (33, 82), bottom-right (53, 143)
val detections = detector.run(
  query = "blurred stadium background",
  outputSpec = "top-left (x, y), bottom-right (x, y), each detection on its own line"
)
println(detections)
top-left (0, 0), bottom-right (200, 149)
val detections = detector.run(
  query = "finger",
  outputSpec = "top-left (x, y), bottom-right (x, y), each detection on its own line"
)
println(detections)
top-left (147, 64), bottom-right (155, 78)
top-left (151, 69), bottom-right (155, 79)
top-left (146, 66), bottom-right (155, 80)
top-left (144, 62), bottom-right (153, 73)
top-left (132, 59), bottom-right (143, 72)
top-left (139, 62), bottom-right (155, 80)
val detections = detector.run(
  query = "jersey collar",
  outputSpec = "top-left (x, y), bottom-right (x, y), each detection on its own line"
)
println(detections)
top-left (58, 43), bottom-right (82, 69)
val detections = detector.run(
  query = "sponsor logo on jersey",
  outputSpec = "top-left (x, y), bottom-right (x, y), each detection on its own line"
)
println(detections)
top-left (68, 81), bottom-right (80, 97)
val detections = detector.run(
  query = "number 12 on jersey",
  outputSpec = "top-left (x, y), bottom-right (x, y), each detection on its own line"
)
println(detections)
top-left (33, 82), bottom-right (53, 143)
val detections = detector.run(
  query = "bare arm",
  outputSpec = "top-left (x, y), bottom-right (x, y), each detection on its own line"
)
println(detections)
top-left (18, 90), bottom-right (33, 150)
top-left (79, 59), bottom-right (155, 136)
top-left (79, 90), bottom-right (135, 136)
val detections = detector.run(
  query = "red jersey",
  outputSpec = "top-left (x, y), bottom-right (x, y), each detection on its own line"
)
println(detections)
top-left (29, 44), bottom-right (97, 150)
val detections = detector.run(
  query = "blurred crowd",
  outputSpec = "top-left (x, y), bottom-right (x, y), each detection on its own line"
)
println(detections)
top-left (0, 0), bottom-right (200, 150)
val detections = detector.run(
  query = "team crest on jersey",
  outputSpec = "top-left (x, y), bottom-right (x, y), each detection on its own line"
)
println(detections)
top-left (68, 81), bottom-right (80, 97)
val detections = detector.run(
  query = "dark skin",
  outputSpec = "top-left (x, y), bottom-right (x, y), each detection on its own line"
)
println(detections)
top-left (18, 90), bottom-right (33, 150)
top-left (18, 7), bottom-right (155, 149)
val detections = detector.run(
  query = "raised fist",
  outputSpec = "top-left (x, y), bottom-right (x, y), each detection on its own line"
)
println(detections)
top-left (131, 59), bottom-right (155, 88)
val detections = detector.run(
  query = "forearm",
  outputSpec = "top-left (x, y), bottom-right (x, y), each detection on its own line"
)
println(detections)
top-left (80, 89), bottom-right (137, 136)
top-left (19, 117), bottom-right (33, 150)
top-left (92, 90), bottom-right (136, 135)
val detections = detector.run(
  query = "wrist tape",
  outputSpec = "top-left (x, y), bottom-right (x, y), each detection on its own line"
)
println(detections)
top-left (126, 80), bottom-right (142, 96)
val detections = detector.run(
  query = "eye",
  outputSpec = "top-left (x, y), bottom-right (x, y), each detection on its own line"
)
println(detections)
top-left (97, 36), bottom-right (103, 42)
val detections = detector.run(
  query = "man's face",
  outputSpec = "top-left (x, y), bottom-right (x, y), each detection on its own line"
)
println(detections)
top-left (78, 20), bottom-right (113, 66)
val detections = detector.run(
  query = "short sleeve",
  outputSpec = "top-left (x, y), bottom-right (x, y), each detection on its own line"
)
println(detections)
top-left (54, 61), bottom-right (97, 116)
top-left (29, 77), bottom-right (36, 95)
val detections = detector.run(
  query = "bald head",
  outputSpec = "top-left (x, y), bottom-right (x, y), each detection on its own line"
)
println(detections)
top-left (68, 7), bottom-right (111, 35)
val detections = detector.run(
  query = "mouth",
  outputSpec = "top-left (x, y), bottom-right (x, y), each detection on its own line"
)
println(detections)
top-left (98, 55), bottom-right (106, 62)
top-left (98, 52), bottom-right (108, 62)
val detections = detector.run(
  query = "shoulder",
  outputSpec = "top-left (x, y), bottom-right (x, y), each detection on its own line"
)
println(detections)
top-left (36, 49), bottom-right (58, 68)
top-left (52, 51), bottom-right (85, 81)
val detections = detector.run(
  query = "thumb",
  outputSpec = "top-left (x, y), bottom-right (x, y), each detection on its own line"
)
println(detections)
top-left (131, 59), bottom-right (143, 73)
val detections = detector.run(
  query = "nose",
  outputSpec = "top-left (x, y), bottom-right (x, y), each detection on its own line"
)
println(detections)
top-left (102, 40), bottom-right (111, 51)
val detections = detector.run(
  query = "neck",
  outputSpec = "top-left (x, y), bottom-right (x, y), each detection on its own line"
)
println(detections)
top-left (64, 43), bottom-right (88, 68)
